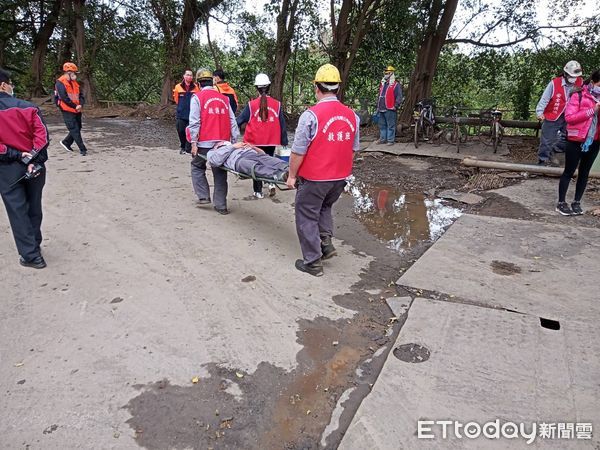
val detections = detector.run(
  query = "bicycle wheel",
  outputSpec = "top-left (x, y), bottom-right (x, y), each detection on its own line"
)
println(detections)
top-left (455, 126), bottom-right (461, 153)
top-left (424, 122), bottom-right (434, 142)
top-left (459, 125), bottom-right (469, 143)
top-left (492, 122), bottom-right (499, 153)
top-left (478, 127), bottom-right (493, 146)
top-left (414, 117), bottom-right (421, 148)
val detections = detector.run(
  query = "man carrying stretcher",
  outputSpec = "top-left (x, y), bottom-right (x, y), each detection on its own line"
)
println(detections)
top-left (206, 141), bottom-right (289, 183)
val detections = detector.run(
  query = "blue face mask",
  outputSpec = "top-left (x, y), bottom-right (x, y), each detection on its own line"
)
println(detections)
top-left (591, 85), bottom-right (600, 96)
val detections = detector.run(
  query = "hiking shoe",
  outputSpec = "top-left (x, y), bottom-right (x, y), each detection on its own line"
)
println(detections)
top-left (571, 202), bottom-right (583, 215)
top-left (19, 255), bottom-right (46, 269)
top-left (375, 139), bottom-right (385, 145)
top-left (321, 243), bottom-right (337, 260)
top-left (254, 191), bottom-right (265, 199)
top-left (60, 140), bottom-right (74, 152)
top-left (214, 207), bottom-right (230, 215)
top-left (80, 151), bottom-right (87, 156)
top-left (179, 148), bottom-right (186, 155)
top-left (386, 142), bottom-right (395, 146)
top-left (295, 259), bottom-right (324, 277)
top-left (556, 202), bottom-right (573, 216)
top-left (197, 198), bottom-right (211, 205)
top-left (268, 183), bottom-right (277, 197)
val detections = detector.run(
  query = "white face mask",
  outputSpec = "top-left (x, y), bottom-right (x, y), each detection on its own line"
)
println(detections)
top-left (567, 76), bottom-right (577, 84)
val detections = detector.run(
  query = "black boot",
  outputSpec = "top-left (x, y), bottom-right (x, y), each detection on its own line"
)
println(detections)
top-left (295, 259), bottom-right (323, 277)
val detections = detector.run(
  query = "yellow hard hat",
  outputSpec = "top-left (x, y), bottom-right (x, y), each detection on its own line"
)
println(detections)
top-left (314, 64), bottom-right (342, 84)
top-left (385, 65), bottom-right (395, 72)
top-left (196, 68), bottom-right (213, 80)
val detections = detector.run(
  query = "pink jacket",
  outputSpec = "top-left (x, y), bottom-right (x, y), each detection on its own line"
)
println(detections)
top-left (565, 85), bottom-right (600, 142)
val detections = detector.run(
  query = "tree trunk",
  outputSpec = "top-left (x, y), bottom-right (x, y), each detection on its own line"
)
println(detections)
top-left (73, 0), bottom-right (97, 105)
top-left (398, 0), bottom-right (459, 124)
top-left (328, 0), bottom-right (381, 102)
top-left (30, 0), bottom-right (63, 97)
top-left (57, 0), bottom-right (74, 73)
top-left (270, 0), bottom-right (300, 102)
top-left (205, 20), bottom-right (221, 69)
top-left (151, 0), bottom-right (225, 105)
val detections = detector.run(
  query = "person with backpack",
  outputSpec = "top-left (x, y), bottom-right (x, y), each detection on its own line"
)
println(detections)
top-left (173, 69), bottom-right (199, 154)
top-left (556, 70), bottom-right (600, 216)
top-left (55, 62), bottom-right (88, 156)
top-left (536, 61), bottom-right (584, 165)
top-left (236, 73), bottom-right (288, 198)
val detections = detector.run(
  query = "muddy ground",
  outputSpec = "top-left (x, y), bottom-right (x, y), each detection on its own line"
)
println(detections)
top-left (2, 114), bottom-right (599, 449)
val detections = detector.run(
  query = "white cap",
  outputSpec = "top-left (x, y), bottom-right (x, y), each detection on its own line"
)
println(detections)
top-left (254, 73), bottom-right (271, 87)
top-left (564, 60), bottom-right (582, 77)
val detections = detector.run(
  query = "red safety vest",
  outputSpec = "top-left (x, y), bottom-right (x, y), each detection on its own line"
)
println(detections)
top-left (195, 89), bottom-right (231, 142)
top-left (56, 74), bottom-right (81, 113)
top-left (543, 76), bottom-right (584, 121)
top-left (298, 99), bottom-right (356, 181)
top-left (244, 96), bottom-right (282, 146)
top-left (379, 81), bottom-right (397, 110)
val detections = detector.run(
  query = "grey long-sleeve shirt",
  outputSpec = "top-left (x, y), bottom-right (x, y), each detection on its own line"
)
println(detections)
top-left (291, 97), bottom-right (361, 156)
top-left (206, 142), bottom-right (257, 170)
top-left (187, 86), bottom-right (239, 148)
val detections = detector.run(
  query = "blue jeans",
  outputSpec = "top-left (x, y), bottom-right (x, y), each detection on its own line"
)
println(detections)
top-left (378, 110), bottom-right (397, 143)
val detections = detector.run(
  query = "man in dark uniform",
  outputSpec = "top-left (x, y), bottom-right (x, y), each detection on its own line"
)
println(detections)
top-left (287, 64), bottom-right (360, 276)
top-left (0, 68), bottom-right (50, 268)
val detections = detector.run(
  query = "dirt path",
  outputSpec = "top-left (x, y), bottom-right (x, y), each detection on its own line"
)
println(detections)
top-left (4, 116), bottom-right (587, 449)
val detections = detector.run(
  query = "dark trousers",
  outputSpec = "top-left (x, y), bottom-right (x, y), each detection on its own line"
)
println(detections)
top-left (558, 140), bottom-right (600, 202)
top-left (0, 167), bottom-right (46, 261)
top-left (61, 110), bottom-right (87, 153)
top-left (295, 179), bottom-right (346, 264)
top-left (191, 148), bottom-right (228, 209)
top-left (176, 118), bottom-right (191, 153)
top-left (538, 116), bottom-right (566, 161)
top-left (252, 146), bottom-right (275, 192)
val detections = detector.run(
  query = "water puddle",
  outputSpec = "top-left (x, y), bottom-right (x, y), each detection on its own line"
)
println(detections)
top-left (347, 179), bottom-right (462, 253)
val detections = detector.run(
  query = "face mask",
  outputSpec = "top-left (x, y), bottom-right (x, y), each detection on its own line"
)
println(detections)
top-left (384, 74), bottom-right (391, 80)
top-left (591, 85), bottom-right (600, 96)
top-left (567, 76), bottom-right (576, 84)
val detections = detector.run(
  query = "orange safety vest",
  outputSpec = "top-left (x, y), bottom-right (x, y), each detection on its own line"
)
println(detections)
top-left (56, 74), bottom-right (81, 113)
top-left (172, 81), bottom-right (199, 104)
top-left (215, 82), bottom-right (239, 107)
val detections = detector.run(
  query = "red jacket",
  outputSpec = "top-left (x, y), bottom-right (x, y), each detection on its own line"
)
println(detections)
top-left (0, 93), bottom-right (49, 158)
top-left (565, 86), bottom-right (600, 143)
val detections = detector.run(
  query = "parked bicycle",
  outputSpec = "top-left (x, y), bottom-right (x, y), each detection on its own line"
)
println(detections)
top-left (477, 106), bottom-right (504, 153)
top-left (443, 105), bottom-right (468, 153)
top-left (413, 99), bottom-right (436, 148)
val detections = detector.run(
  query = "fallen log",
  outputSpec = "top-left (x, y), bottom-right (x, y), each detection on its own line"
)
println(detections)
top-left (461, 157), bottom-right (600, 178)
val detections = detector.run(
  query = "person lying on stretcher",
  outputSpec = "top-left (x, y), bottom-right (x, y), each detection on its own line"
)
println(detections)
top-left (206, 141), bottom-right (289, 182)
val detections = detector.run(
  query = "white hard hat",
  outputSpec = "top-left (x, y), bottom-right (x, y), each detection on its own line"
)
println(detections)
top-left (563, 60), bottom-right (582, 77)
top-left (254, 73), bottom-right (271, 87)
